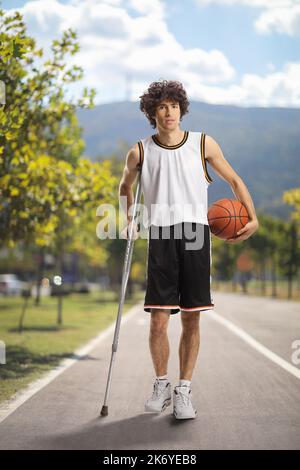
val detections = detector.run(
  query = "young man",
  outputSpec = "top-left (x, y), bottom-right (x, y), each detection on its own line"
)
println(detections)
top-left (119, 80), bottom-right (259, 420)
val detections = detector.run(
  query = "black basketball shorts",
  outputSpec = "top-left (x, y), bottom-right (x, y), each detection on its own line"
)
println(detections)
top-left (144, 222), bottom-right (214, 314)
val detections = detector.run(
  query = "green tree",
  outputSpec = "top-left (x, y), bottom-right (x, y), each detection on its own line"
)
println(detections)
top-left (283, 188), bottom-right (300, 223)
top-left (278, 220), bottom-right (299, 299)
top-left (0, 8), bottom-right (95, 247)
top-left (0, 9), bottom-right (119, 324)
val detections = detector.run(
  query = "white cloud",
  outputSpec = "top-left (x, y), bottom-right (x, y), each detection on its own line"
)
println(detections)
top-left (5, 0), bottom-right (235, 102)
top-left (3, 0), bottom-right (300, 107)
top-left (188, 61), bottom-right (300, 107)
top-left (127, 0), bottom-right (165, 17)
top-left (197, 0), bottom-right (296, 4)
top-left (255, 4), bottom-right (300, 36)
top-left (195, 0), bottom-right (300, 36)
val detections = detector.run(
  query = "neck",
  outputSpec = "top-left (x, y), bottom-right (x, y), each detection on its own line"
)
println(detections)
top-left (155, 128), bottom-right (184, 146)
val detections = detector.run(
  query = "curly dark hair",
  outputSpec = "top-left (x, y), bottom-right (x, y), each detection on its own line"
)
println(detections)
top-left (139, 79), bottom-right (190, 129)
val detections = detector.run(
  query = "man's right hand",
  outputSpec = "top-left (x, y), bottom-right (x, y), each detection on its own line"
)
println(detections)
top-left (120, 220), bottom-right (140, 240)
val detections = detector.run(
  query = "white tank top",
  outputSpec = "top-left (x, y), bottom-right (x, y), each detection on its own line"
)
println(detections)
top-left (137, 130), bottom-right (213, 229)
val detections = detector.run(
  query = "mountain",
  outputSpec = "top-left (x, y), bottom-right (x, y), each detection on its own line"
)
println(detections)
top-left (77, 100), bottom-right (300, 220)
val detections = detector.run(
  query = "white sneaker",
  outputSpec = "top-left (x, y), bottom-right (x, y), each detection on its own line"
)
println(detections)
top-left (145, 379), bottom-right (172, 413)
top-left (173, 385), bottom-right (197, 419)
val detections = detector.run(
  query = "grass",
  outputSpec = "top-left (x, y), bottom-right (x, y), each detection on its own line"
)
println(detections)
top-left (212, 279), bottom-right (300, 301)
top-left (0, 288), bottom-right (144, 404)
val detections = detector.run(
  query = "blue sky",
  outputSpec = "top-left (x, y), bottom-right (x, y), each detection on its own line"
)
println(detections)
top-left (1, 0), bottom-right (300, 107)
top-left (167, 1), bottom-right (300, 77)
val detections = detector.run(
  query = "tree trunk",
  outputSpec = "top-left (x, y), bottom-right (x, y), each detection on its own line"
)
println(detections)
top-left (35, 246), bottom-right (45, 306)
top-left (260, 260), bottom-right (266, 296)
top-left (57, 294), bottom-right (63, 325)
top-left (241, 273), bottom-right (248, 294)
top-left (127, 276), bottom-right (133, 299)
top-left (56, 248), bottom-right (64, 326)
top-left (271, 255), bottom-right (277, 298)
top-left (232, 274), bottom-right (237, 292)
top-left (287, 273), bottom-right (293, 299)
top-left (19, 295), bottom-right (29, 333)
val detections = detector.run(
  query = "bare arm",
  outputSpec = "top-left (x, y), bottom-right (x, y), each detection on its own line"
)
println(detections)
top-left (205, 135), bottom-right (259, 241)
top-left (119, 143), bottom-right (140, 222)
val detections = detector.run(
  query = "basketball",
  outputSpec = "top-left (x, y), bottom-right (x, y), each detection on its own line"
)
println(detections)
top-left (207, 198), bottom-right (249, 240)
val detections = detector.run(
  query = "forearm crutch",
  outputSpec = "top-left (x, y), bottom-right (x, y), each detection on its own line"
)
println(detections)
top-left (100, 170), bottom-right (142, 417)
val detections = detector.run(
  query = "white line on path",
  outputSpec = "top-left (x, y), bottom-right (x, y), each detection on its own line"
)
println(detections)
top-left (207, 310), bottom-right (300, 380)
top-left (0, 302), bottom-right (143, 425)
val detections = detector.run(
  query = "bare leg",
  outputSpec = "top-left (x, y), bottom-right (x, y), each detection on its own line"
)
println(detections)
top-left (149, 309), bottom-right (171, 376)
top-left (179, 311), bottom-right (200, 380)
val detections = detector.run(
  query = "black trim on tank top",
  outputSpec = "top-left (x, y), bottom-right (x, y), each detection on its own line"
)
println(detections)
top-left (137, 141), bottom-right (144, 170)
top-left (151, 130), bottom-right (189, 149)
top-left (200, 133), bottom-right (213, 184)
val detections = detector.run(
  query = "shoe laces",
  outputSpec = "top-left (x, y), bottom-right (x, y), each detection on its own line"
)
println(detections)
top-left (152, 379), bottom-right (168, 399)
top-left (175, 386), bottom-right (191, 409)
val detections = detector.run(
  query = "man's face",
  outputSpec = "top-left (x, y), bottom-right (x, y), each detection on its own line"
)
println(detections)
top-left (154, 99), bottom-right (181, 131)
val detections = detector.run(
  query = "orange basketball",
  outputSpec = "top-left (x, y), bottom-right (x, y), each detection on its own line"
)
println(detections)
top-left (208, 198), bottom-right (249, 240)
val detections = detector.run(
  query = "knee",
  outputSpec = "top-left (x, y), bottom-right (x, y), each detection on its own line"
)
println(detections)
top-left (150, 312), bottom-right (169, 336)
top-left (150, 321), bottom-right (168, 336)
top-left (181, 312), bottom-right (200, 332)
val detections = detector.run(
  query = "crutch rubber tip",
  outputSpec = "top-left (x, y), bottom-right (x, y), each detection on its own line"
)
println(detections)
top-left (100, 405), bottom-right (108, 417)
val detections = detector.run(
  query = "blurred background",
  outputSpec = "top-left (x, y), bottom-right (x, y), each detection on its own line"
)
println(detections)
top-left (0, 0), bottom-right (299, 402)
